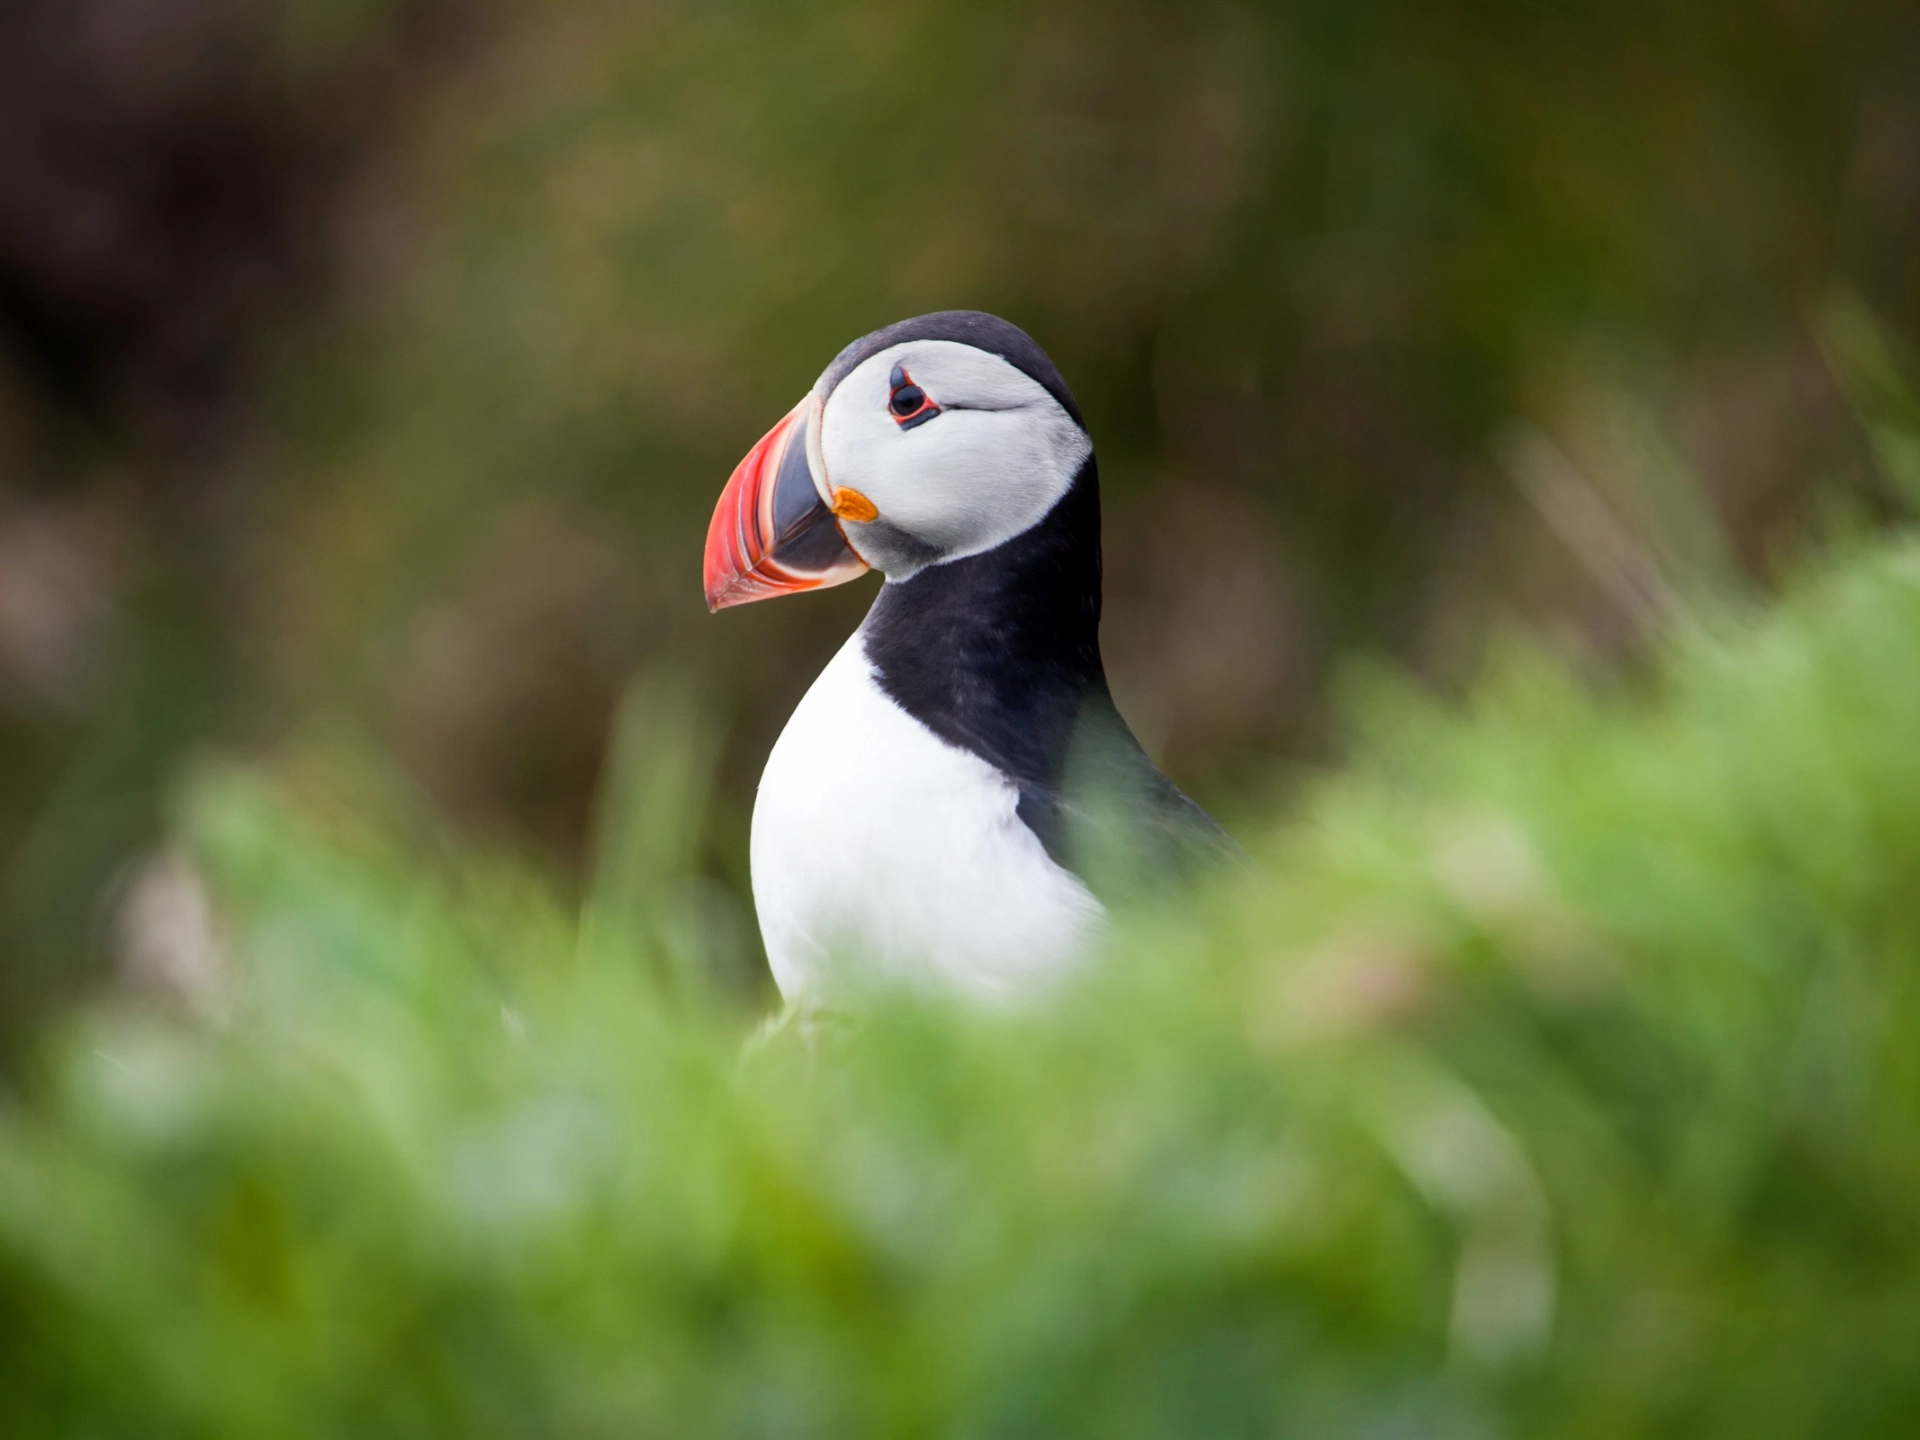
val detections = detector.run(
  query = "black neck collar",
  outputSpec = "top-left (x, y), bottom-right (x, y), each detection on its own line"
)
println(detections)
top-left (858, 456), bottom-right (1106, 795)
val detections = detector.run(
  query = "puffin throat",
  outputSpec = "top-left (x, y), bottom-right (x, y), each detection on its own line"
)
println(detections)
top-left (858, 457), bottom-right (1107, 796)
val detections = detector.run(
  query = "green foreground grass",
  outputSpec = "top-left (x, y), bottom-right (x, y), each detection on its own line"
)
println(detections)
top-left (5, 519), bottom-right (1920, 1435)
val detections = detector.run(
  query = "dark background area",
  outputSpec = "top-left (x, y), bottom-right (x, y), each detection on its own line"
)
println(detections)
top-left (1, 0), bottom-right (1916, 1034)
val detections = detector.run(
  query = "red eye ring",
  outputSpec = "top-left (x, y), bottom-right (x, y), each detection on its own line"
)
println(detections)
top-left (887, 363), bottom-right (941, 430)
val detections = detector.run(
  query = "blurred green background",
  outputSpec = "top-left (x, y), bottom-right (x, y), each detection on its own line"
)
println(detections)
top-left (4, 1), bottom-right (1920, 1431)
top-left (3, 0), bottom-right (1914, 1021)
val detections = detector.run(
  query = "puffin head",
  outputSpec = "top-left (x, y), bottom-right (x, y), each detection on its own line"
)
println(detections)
top-left (703, 311), bottom-right (1093, 610)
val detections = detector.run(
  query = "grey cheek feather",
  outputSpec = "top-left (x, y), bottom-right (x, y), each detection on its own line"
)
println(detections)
top-left (850, 518), bottom-right (944, 579)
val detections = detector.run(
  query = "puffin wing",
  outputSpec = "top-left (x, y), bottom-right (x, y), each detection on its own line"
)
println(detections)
top-left (999, 693), bottom-right (1241, 889)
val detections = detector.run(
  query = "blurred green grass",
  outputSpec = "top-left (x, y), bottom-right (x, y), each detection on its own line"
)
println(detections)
top-left (5, 360), bottom-right (1920, 1431)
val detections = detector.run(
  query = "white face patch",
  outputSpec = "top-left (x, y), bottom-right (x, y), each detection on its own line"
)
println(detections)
top-left (816, 339), bottom-right (1092, 577)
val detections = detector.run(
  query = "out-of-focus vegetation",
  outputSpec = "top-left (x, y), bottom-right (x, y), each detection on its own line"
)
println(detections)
top-left (6, 386), bottom-right (1920, 1428)
top-left (4, 2), bottom-right (1920, 1426)
top-left (1, 0), bottom-right (1916, 1029)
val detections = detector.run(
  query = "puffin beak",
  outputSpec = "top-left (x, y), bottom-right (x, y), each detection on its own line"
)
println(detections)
top-left (704, 394), bottom-right (870, 612)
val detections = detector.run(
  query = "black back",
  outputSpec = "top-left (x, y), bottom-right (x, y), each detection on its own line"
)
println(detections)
top-left (857, 448), bottom-right (1232, 884)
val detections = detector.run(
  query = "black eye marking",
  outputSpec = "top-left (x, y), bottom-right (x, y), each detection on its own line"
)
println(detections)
top-left (887, 362), bottom-right (941, 430)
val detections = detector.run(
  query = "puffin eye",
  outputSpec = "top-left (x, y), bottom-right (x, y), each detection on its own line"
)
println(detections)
top-left (886, 363), bottom-right (941, 429)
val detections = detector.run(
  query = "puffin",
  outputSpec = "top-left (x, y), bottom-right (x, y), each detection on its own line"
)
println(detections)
top-left (704, 311), bottom-right (1232, 1007)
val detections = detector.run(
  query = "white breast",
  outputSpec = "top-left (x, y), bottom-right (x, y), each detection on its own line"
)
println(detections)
top-left (750, 631), bottom-right (1105, 1007)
